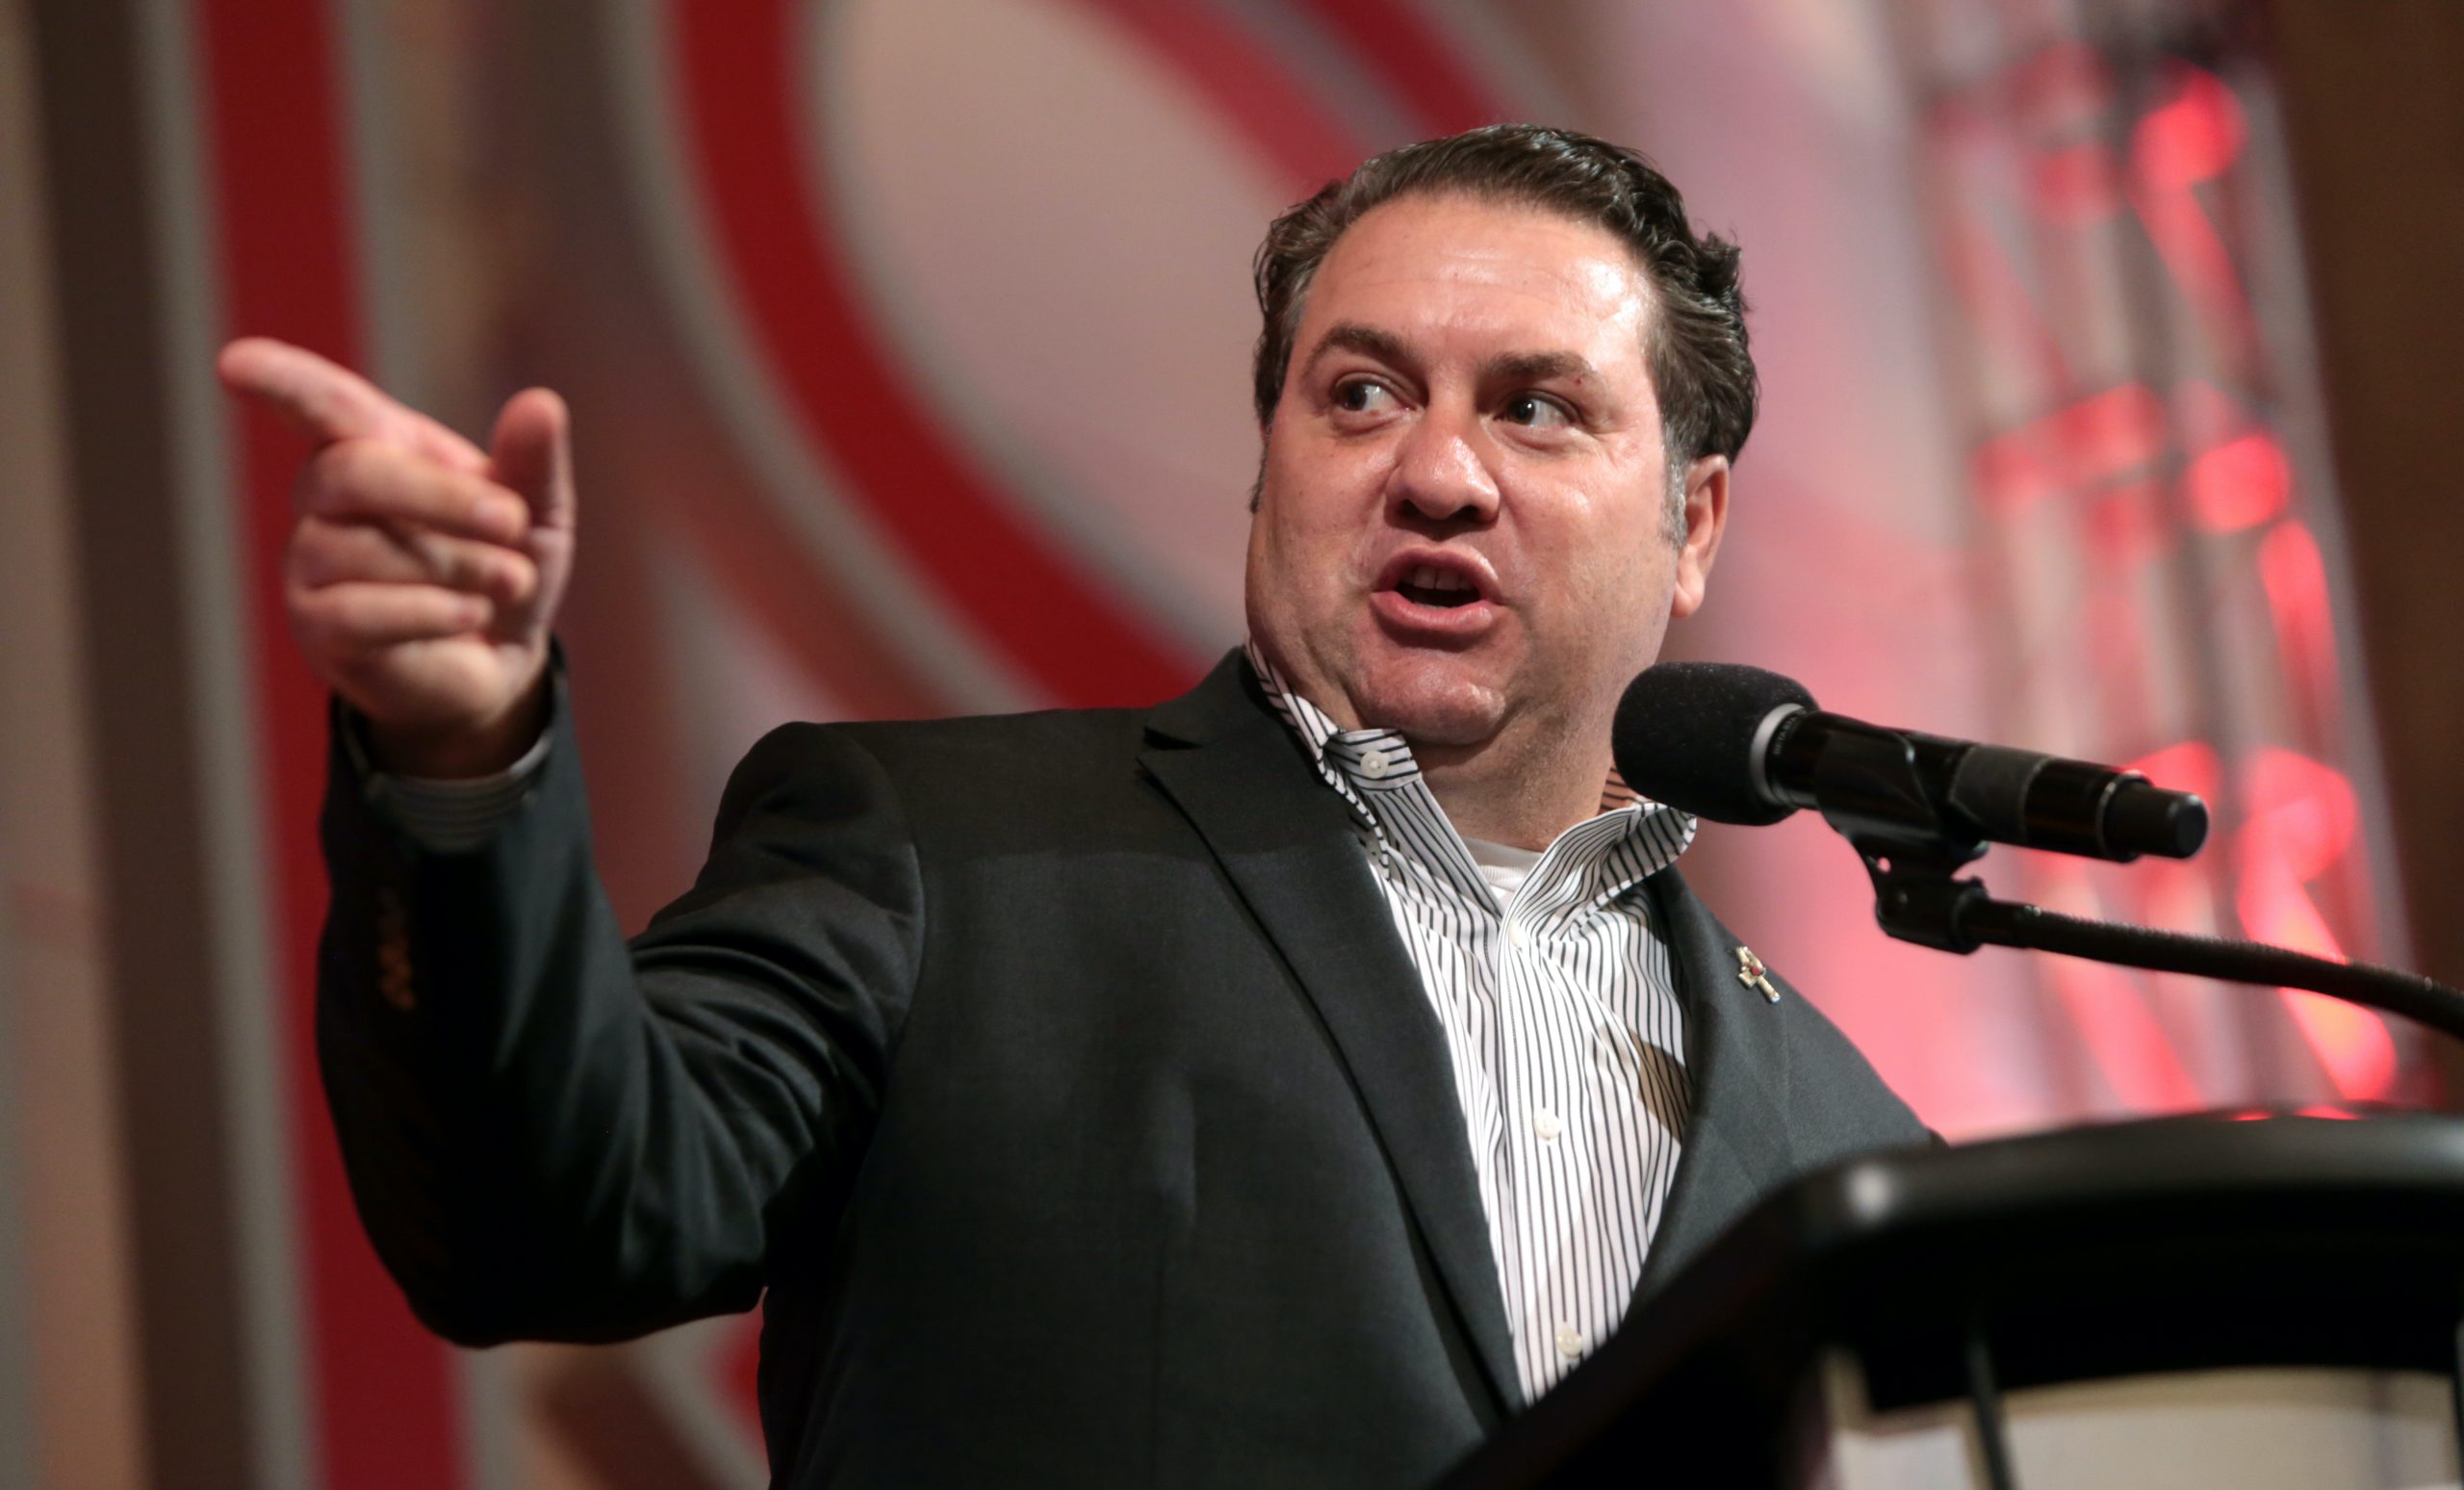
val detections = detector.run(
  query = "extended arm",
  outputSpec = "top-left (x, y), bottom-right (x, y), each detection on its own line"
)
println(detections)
top-left (318, 687), bottom-right (923, 1345)
top-left (220, 338), bottom-right (922, 1344)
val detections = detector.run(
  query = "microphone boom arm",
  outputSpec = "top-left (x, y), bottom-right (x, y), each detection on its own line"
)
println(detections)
top-left (1957, 898), bottom-right (2464, 1048)
top-left (1827, 738), bottom-right (2464, 1048)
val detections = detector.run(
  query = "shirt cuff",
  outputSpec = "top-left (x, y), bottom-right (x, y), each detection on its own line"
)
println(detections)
top-left (379, 728), bottom-right (553, 853)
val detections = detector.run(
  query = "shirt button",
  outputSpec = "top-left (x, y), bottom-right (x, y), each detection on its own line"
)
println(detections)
top-left (1554, 1323), bottom-right (1585, 1360)
top-left (1506, 920), bottom-right (1529, 949)
top-left (1533, 1108), bottom-right (1563, 1142)
top-left (1360, 748), bottom-right (1392, 780)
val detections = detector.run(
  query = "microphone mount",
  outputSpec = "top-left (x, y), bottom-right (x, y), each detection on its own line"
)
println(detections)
top-left (1820, 716), bottom-right (2464, 1047)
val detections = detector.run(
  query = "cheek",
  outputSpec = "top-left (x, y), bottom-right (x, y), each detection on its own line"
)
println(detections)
top-left (1534, 514), bottom-right (1655, 604)
top-left (1261, 472), bottom-right (1375, 578)
top-left (1600, 543), bottom-right (1680, 661)
top-left (1246, 492), bottom-right (1350, 629)
top-left (1527, 529), bottom-right (1674, 660)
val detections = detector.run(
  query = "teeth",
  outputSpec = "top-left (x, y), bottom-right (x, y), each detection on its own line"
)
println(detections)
top-left (1408, 565), bottom-right (1470, 591)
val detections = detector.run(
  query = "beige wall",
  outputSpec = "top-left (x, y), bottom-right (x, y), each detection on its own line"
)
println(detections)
top-left (0, 4), bottom-right (144, 1486)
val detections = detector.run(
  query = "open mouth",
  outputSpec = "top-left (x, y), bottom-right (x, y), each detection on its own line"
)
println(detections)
top-left (1394, 564), bottom-right (1480, 608)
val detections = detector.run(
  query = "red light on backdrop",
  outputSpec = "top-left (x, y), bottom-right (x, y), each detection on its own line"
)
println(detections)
top-left (2044, 952), bottom-right (2206, 1111)
top-left (2187, 432), bottom-right (2292, 531)
top-left (1971, 435), bottom-right (2058, 512)
top-left (2119, 742), bottom-right (2223, 938)
top-left (2241, 746), bottom-right (2358, 883)
top-left (2257, 521), bottom-right (2338, 713)
top-left (1974, 382), bottom-right (2169, 513)
top-left (2132, 64), bottom-right (2246, 192)
top-left (1924, 25), bottom-right (2398, 1116)
top-left (2006, 40), bottom-right (2112, 132)
top-left (2280, 994), bottom-right (2396, 1098)
top-left (2229, 747), bottom-right (2391, 1097)
top-left (2030, 140), bottom-right (2119, 223)
top-left (2124, 740), bottom-right (2225, 806)
top-left (2085, 479), bottom-right (2170, 565)
top-left (2059, 383), bottom-right (2168, 481)
top-left (2127, 70), bottom-right (2255, 370)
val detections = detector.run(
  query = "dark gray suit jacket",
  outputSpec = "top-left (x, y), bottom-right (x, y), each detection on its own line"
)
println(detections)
top-left (318, 650), bottom-right (1927, 1489)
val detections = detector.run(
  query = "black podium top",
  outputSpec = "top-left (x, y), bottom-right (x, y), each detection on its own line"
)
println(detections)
top-left (1440, 1111), bottom-right (2464, 1489)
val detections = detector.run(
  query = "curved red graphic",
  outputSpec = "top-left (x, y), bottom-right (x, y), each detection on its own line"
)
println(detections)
top-left (199, 2), bottom-right (467, 1486)
top-left (654, 0), bottom-right (1519, 1452)
top-left (665, 0), bottom-right (1505, 708)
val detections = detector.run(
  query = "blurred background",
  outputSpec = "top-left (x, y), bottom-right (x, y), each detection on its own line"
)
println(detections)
top-left (3, 0), bottom-right (2458, 1485)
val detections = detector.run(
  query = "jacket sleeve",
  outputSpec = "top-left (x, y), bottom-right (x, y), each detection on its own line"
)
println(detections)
top-left (316, 680), bottom-right (923, 1347)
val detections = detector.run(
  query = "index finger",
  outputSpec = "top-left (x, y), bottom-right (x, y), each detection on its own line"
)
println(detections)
top-left (217, 338), bottom-right (488, 473)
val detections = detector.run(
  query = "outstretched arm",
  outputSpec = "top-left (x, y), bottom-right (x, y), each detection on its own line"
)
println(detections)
top-left (224, 340), bottom-right (919, 1344)
top-left (316, 699), bottom-right (924, 1346)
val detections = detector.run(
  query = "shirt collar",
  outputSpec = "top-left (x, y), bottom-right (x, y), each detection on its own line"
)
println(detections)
top-left (1243, 638), bottom-right (1696, 894)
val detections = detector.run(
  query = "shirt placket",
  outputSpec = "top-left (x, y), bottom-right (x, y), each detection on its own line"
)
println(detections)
top-left (1249, 648), bottom-right (1698, 1400)
top-left (1356, 774), bottom-right (1545, 1360)
top-left (1499, 845), bottom-right (1608, 1388)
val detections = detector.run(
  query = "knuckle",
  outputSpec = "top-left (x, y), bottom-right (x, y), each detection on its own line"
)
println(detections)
top-left (282, 520), bottom-right (317, 575)
top-left (303, 440), bottom-right (377, 505)
top-left (464, 483), bottom-right (520, 532)
top-left (288, 461), bottom-right (327, 515)
top-left (289, 511), bottom-right (339, 554)
top-left (303, 439), bottom-right (357, 486)
top-left (286, 537), bottom-right (325, 587)
top-left (463, 548), bottom-right (507, 593)
top-left (288, 594), bottom-right (340, 652)
top-left (500, 552), bottom-right (538, 600)
top-left (292, 518), bottom-right (368, 585)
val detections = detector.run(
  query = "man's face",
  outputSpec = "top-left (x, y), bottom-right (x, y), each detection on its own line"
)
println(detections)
top-left (1245, 192), bottom-right (1727, 761)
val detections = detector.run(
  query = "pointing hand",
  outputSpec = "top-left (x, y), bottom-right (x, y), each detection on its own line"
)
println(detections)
top-left (218, 338), bottom-right (578, 777)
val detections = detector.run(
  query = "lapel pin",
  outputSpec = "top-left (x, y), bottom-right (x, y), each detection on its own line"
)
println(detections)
top-left (1735, 945), bottom-right (1781, 1004)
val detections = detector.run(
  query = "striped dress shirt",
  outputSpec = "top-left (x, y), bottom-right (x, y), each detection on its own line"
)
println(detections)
top-left (1245, 642), bottom-right (1698, 1400)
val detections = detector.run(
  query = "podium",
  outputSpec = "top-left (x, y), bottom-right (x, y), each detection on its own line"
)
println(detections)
top-left (1438, 1113), bottom-right (2464, 1489)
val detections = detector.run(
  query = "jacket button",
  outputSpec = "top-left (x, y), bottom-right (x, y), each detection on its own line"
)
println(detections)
top-left (376, 889), bottom-right (415, 1011)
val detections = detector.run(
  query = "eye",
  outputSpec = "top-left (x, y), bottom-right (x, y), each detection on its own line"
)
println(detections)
top-left (1333, 378), bottom-right (1399, 415)
top-left (1501, 393), bottom-right (1574, 429)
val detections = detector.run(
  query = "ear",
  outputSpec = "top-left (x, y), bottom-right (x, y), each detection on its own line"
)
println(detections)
top-left (1667, 454), bottom-right (1729, 619)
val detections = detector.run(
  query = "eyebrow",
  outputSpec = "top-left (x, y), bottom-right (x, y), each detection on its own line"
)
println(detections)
top-left (1298, 322), bottom-right (1410, 380)
top-left (1482, 349), bottom-right (1602, 387)
top-left (1297, 322), bottom-right (1604, 389)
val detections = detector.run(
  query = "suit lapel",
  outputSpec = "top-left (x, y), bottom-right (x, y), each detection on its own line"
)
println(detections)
top-left (1631, 867), bottom-right (1796, 1299)
top-left (1141, 655), bottom-right (1525, 1414)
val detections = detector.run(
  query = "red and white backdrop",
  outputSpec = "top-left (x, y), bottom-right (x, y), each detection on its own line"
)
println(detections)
top-left (0, 0), bottom-right (2420, 1486)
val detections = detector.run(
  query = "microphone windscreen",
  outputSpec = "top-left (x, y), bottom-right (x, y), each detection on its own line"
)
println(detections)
top-left (1612, 661), bottom-right (1815, 826)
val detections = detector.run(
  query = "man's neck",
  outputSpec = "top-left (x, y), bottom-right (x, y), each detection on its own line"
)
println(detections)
top-left (1239, 636), bottom-right (1617, 850)
top-left (1414, 736), bottom-right (1613, 852)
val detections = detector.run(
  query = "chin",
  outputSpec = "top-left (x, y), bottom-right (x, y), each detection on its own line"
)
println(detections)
top-left (1353, 664), bottom-right (1503, 747)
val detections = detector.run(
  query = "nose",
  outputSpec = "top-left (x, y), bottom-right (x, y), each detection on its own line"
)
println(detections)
top-left (1387, 401), bottom-right (1500, 526)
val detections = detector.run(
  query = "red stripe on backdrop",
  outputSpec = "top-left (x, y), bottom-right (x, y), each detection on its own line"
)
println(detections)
top-left (664, 495), bottom-right (950, 722)
top-left (673, 0), bottom-right (1196, 709)
top-left (194, 3), bottom-right (467, 1488)
top-left (1287, 0), bottom-right (1509, 136)
top-left (1074, 0), bottom-right (1364, 187)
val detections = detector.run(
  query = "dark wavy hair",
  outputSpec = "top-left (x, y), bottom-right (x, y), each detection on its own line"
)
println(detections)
top-left (1250, 124), bottom-right (1758, 536)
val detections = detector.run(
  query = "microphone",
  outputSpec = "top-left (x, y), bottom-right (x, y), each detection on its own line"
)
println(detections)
top-left (1611, 662), bottom-right (2208, 862)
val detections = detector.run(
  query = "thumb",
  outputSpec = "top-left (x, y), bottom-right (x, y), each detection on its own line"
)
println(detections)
top-left (487, 388), bottom-right (577, 531)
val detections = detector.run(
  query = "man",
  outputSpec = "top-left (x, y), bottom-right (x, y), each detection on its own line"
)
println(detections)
top-left (222, 125), bottom-right (1924, 1488)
